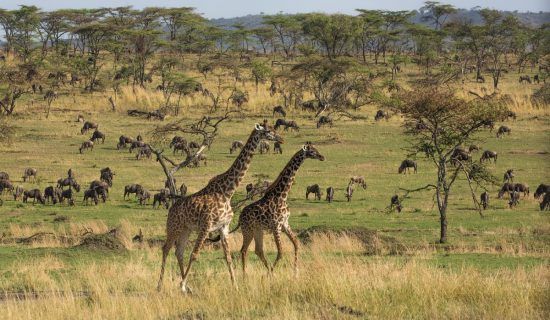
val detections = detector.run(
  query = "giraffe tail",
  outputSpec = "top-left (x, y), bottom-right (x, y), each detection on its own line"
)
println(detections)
top-left (206, 222), bottom-right (241, 243)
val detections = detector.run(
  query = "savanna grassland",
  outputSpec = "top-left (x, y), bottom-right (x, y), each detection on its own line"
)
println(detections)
top-left (0, 67), bottom-right (549, 319)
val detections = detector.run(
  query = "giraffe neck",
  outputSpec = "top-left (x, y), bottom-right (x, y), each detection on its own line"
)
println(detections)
top-left (264, 150), bottom-right (306, 201)
top-left (207, 129), bottom-right (260, 198)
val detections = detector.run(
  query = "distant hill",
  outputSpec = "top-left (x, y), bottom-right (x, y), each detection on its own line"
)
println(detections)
top-left (210, 10), bottom-right (550, 29)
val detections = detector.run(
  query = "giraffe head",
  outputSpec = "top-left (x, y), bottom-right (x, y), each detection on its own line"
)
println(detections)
top-left (302, 141), bottom-right (325, 161)
top-left (254, 122), bottom-right (283, 143)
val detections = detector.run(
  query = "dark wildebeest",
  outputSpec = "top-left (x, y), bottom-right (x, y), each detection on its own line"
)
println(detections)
top-left (90, 130), bottom-right (106, 144)
top-left (509, 191), bottom-right (520, 208)
top-left (273, 141), bottom-right (283, 154)
top-left (301, 100), bottom-right (324, 112)
top-left (124, 184), bottom-right (143, 199)
top-left (0, 179), bottom-right (14, 194)
top-left (480, 150), bottom-right (497, 163)
top-left (480, 192), bottom-right (489, 210)
top-left (94, 185), bottom-right (108, 203)
top-left (481, 119), bottom-right (495, 131)
top-left (229, 140), bottom-right (244, 154)
top-left (498, 183), bottom-right (515, 199)
top-left (346, 184), bottom-right (354, 202)
top-left (117, 135), bottom-right (134, 149)
top-left (81, 121), bottom-right (98, 134)
top-left (274, 118), bottom-right (287, 130)
top-left (44, 186), bottom-right (61, 204)
top-left (136, 134), bottom-right (143, 142)
top-left (534, 184), bottom-right (549, 199)
top-left (138, 189), bottom-right (151, 205)
top-left (540, 193), bottom-right (550, 211)
top-left (326, 187), bottom-right (334, 203)
top-left (136, 147), bottom-right (152, 160)
top-left (469, 145), bottom-right (480, 153)
top-left (283, 120), bottom-right (299, 131)
top-left (533, 74), bottom-right (540, 84)
top-left (83, 189), bottom-right (99, 205)
top-left (415, 120), bottom-right (428, 131)
top-left (22, 168), bottom-right (38, 182)
top-left (476, 75), bottom-right (485, 83)
top-left (190, 154), bottom-right (207, 167)
top-left (503, 169), bottom-right (514, 183)
top-left (180, 183), bottom-right (187, 196)
top-left (23, 189), bottom-right (45, 204)
top-left (496, 126), bottom-right (511, 138)
top-left (188, 141), bottom-right (200, 150)
top-left (398, 160), bottom-right (417, 174)
top-left (79, 141), bottom-right (94, 154)
top-left (173, 142), bottom-right (189, 155)
top-left (519, 75), bottom-right (531, 84)
top-left (374, 110), bottom-right (389, 121)
top-left (273, 105), bottom-right (286, 118)
top-left (514, 183), bottom-right (529, 197)
top-left (57, 178), bottom-right (81, 192)
top-left (67, 168), bottom-right (75, 179)
top-left (349, 176), bottom-right (367, 189)
top-left (13, 186), bottom-right (24, 201)
top-left (317, 116), bottom-right (333, 129)
top-left (153, 189), bottom-right (170, 209)
top-left (306, 184), bottom-right (322, 200)
top-left (259, 140), bottom-right (270, 154)
top-left (129, 141), bottom-right (147, 153)
top-left (390, 195), bottom-right (402, 213)
top-left (451, 148), bottom-right (471, 165)
top-left (60, 189), bottom-right (75, 206)
top-left (0, 172), bottom-right (9, 180)
top-left (170, 136), bottom-right (186, 149)
top-left (90, 180), bottom-right (110, 194)
top-left (100, 167), bottom-right (114, 187)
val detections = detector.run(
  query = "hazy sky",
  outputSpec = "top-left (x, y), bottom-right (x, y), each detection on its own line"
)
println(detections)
top-left (1, 1), bottom-right (548, 18)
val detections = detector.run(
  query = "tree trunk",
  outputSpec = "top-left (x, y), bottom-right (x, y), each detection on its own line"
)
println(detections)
top-left (439, 208), bottom-right (447, 243)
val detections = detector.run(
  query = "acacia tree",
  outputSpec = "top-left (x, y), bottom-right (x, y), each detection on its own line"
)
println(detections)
top-left (262, 14), bottom-right (302, 58)
top-left (421, 1), bottom-right (457, 31)
top-left (388, 87), bottom-right (507, 243)
top-left (301, 13), bottom-right (360, 60)
top-left (0, 65), bottom-right (29, 115)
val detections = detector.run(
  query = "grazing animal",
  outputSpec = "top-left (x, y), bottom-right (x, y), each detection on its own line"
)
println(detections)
top-left (0, 172), bottom-right (9, 180)
top-left (259, 140), bottom-right (270, 154)
top-left (230, 140), bottom-right (244, 154)
top-left (503, 169), bottom-right (514, 183)
top-left (482, 119), bottom-right (495, 131)
top-left (60, 189), bottom-right (75, 205)
top-left (136, 134), bottom-right (143, 142)
top-left (273, 105), bottom-right (286, 117)
top-left (57, 178), bottom-right (81, 192)
top-left (138, 189), bottom-right (151, 205)
top-left (469, 145), bottom-right (480, 153)
top-left (496, 126), bottom-right (511, 138)
top-left (13, 186), bottom-right (24, 201)
top-left (170, 136), bottom-right (186, 149)
top-left (81, 121), bottom-right (98, 134)
top-left (390, 195), bottom-right (402, 213)
top-left (274, 118), bottom-right (287, 130)
top-left (234, 143), bottom-right (325, 274)
top-left (124, 184), bottom-right (144, 199)
top-left (317, 116), bottom-right (333, 128)
top-left (540, 193), bottom-right (550, 211)
top-left (0, 179), bottom-right (14, 194)
top-left (534, 184), bottom-right (549, 199)
top-left (374, 110), bottom-right (388, 121)
top-left (451, 148), bottom-right (471, 165)
top-left (398, 160), bottom-right (417, 174)
top-left (480, 192), bottom-right (489, 210)
top-left (83, 189), bottom-right (99, 205)
top-left (480, 150), bottom-right (497, 163)
top-left (136, 147), bottom-right (152, 160)
top-left (519, 75), bottom-right (531, 84)
top-left (273, 141), bottom-right (283, 154)
top-left (306, 184), bottom-right (321, 200)
top-left (188, 141), bottom-right (200, 150)
top-left (349, 176), bottom-right (367, 189)
top-left (498, 183), bottom-right (515, 199)
top-left (157, 123), bottom-right (282, 293)
top-left (22, 168), bottom-right (38, 182)
top-left (89, 180), bottom-right (109, 193)
top-left (533, 74), bottom-right (540, 84)
top-left (100, 167), bottom-right (114, 186)
top-left (190, 154), bottom-right (208, 167)
top-left (90, 130), bottom-right (106, 143)
top-left (79, 141), bottom-right (94, 154)
top-left (44, 186), bottom-right (61, 204)
top-left (94, 185), bottom-right (108, 203)
top-left (514, 183), bottom-right (529, 197)
top-left (172, 142), bottom-right (189, 155)
top-left (129, 141), bottom-right (147, 153)
top-left (153, 189), bottom-right (170, 209)
top-left (117, 135), bottom-right (134, 149)
top-left (23, 189), bottom-right (45, 204)
top-left (345, 184), bottom-right (354, 202)
top-left (326, 186), bottom-right (334, 203)
top-left (509, 191), bottom-right (520, 208)
top-left (277, 119), bottom-right (299, 131)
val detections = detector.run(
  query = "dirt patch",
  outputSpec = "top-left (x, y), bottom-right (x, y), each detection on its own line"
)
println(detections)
top-left (77, 233), bottom-right (127, 251)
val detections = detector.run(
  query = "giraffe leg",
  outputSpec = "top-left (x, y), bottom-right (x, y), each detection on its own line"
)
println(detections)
top-left (180, 229), bottom-right (208, 294)
top-left (253, 230), bottom-right (271, 272)
top-left (272, 227), bottom-right (284, 270)
top-left (220, 225), bottom-right (238, 289)
top-left (283, 225), bottom-right (299, 274)
top-left (240, 228), bottom-right (254, 275)
top-left (175, 228), bottom-right (192, 284)
top-left (157, 232), bottom-right (177, 291)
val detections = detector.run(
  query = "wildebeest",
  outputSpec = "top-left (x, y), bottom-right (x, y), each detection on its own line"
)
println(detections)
top-left (274, 119), bottom-right (287, 130)
top-left (533, 74), bottom-right (540, 84)
top-left (306, 184), bottom-right (322, 201)
top-left (398, 160), bottom-right (417, 174)
top-left (480, 192), bottom-right (489, 210)
top-left (346, 184), bottom-right (354, 202)
top-left (451, 148), bottom-right (471, 165)
top-left (274, 119), bottom-right (299, 131)
top-left (326, 187), bottom-right (334, 203)
top-left (273, 141), bottom-right (283, 154)
top-left (190, 154), bottom-right (208, 167)
top-left (22, 168), bottom-right (38, 182)
top-left (57, 178), bottom-right (81, 192)
top-left (317, 116), bottom-right (333, 128)
top-left (170, 136), bottom-right (186, 148)
top-left (509, 191), bottom-right (520, 208)
top-left (390, 195), bottom-right (402, 212)
top-left (23, 189), bottom-right (45, 204)
top-left (496, 126), bottom-right (511, 138)
top-left (188, 141), bottom-right (200, 150)
top-left (79, 141), bottom-right (94, 154)
top-left (83, 189), bottom-right (99, 205)
top-left (0, 171), bottom-right (9, 180)
top-left (481, 119), bottom-right (495, 131)
top-left (94, 185), bottom-right (108, 203)
top-left (229, 140), bottom-right (244, 154)
top-left (259, 140), bottom-right (270, 154)
top-left (90, 130), bottom-right (106, 143)
top-left (503, 169), bottom-right (514, 183)
top-left (129, 141), bottom-right (147, 153)
top-left (180, 183), bottom-right (187, 196)
top-left (519, 75), bottom-right (531, 84)
top-left (136, 147), bottom-right (152, 160)
top-left (89, 180), bottom-right (110, 194)
top-left (514, 183), bottom-right (529, 197)
top-left (153, 189), bottom-right (170, 209)
top-left (468, 145), bottom-right (480, 153)
top-left (374, 110), bottom-right (389, 121)
top-left (349, 176), bottom-right (367, 189)
top-left (60, 188), bottom-right (75, 206)
top-left (273, 105), bottom-right (286, 117)
top-left (0, 179), bottom-right (14, 194)
top-left (498, 183), bottom-right (515, 199)
top-left (44, 186), bottom-right (61, 204)
top-left (13, 186), bottom-right (24, 201)
top-left (534, 184), bottom-right (549, 199)
top-left (480, 150), bottom-right (497, 163)
top-left (81, 121), bottom-right (98, 134)
top-left (540, 193), bottom-right (550, 211)
top-left (100, 167), bottom-right (114, 186)
top-left (138, 189), bottom-right (151, 205)
top-left (136, 134), bottom-right (143, 142)
top-left (301, 100), bottom-right (325, 112)
top-left (117, 135), bottom-right (134, 149)
top-left (172, 142), bottom-right (189, 155)
top-left (124, 184), bottom-right (143, 199)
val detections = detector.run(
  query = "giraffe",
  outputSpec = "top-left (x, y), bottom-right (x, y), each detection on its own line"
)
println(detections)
top-left (236, 142), bottom-right (325, 274)
top-left (157, 123), bottom-right (283, 293)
